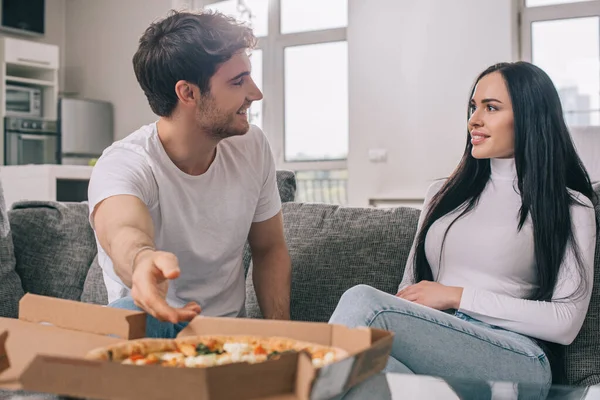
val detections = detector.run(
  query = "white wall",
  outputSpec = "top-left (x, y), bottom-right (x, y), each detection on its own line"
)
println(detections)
top-left (347, 0), bottom-right (518, 206)
top-left (64, 0), bottom-right (171, 140)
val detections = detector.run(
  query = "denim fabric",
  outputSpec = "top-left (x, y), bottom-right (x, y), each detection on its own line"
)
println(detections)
top-left (108, 296), bottom-right (188, 339)
top-left (329, 285), bottom-right (552, 399)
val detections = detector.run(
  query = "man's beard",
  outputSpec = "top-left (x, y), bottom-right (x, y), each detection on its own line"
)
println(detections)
top-left (196, 95), bottom-right (250, 140)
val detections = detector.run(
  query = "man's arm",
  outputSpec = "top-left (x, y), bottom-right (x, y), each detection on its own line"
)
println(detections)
top-left (93, 195), bottom-right (200, 322)
top-left (93, 195), bottom-right (155, 287)
top-left (248, 211), bottom-right (291, 320)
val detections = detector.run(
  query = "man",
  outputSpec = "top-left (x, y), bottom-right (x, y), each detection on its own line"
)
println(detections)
top-left (88, 10), bottom-right (291, 338)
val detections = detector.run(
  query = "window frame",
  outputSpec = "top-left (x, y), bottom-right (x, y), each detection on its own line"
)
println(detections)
top-left (520, 0), bottom-right (600, 63)
top-left (191, 0), bottom-right (348, 172)
top-left (519, 0), bottom-right (600, 183)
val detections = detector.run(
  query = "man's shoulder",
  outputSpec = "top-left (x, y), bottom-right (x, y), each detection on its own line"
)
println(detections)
top-left (112, 123), bottom-right (156, 150)
top-left (101, 123), bottom-right (157, 159)
top-left (94, 123), bottom-right (158, 173)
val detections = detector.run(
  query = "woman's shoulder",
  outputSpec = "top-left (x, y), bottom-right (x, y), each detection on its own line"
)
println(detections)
top-left (425, 179), bottom-right (447, 201)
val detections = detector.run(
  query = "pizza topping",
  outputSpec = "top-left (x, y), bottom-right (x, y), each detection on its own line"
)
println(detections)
top-left (223, 342), bottom-right (251, 355)
top-left (145, 354), bottom-right (160, 365)
top-left (185, 354), bottom-right (219, 367)
top-left (195, 343), bottom-right (223, 355)
top-left (105, 336), bottom-right (345, 369)
top-left (324, 352), bottom-right (335, 363)
top-left (160, 352), bottom-right (184, 362)
top-left (177, 343), bottom-right (197, 357)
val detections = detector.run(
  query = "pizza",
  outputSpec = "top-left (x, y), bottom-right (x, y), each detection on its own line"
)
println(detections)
top-left (85, 335), bottom-right (348, 369)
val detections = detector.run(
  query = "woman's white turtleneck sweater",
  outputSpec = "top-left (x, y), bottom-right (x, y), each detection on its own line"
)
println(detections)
top-left (400, 158), bottom-right (597, 345)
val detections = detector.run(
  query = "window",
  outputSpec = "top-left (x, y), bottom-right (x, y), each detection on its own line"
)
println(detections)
top-left (531, 17), bottom-right (599, 126)
top-left (521, 0), bottom-right (600, 181)
top-left (191, 0), bottom-right (349, 204)
top-left (521, 0), bottom-right (600, 127)
top-left (205, 0), bottom-right (268, 37)
top-left (284, 41), bottom-right (348, 162)
top-left (280, 0), bottom-right (348, 34)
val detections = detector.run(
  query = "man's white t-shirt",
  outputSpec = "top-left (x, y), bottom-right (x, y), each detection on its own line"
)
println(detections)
top-left (88, 123), bottom-right (281, 318)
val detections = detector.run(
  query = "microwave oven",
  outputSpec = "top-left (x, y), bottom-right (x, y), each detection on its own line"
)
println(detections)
top-left (5, 84), bottom-right (42, 118)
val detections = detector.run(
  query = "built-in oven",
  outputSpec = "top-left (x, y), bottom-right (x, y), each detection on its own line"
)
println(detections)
top-left (5, 85), bottom-right (42, 118)
top-left (4, 117), bottom-right (60, 165)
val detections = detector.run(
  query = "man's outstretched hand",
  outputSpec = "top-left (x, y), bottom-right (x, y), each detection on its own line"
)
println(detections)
top-left (130, 249), bottom-right (201, 323)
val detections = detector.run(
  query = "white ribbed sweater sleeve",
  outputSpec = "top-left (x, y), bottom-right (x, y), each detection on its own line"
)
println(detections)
top-left (458, 194), bottom-right (596, 345)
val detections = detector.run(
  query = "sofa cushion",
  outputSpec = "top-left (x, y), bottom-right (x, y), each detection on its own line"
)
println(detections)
top-left (80, 255), bottom-right (107, 304)
top-left (0, 184), bottom-right (23, 318)
top-left (245, 202), bottom-right (420, 321)
top-left (81, 170), bottom-right (297, 305)
top-left (564, 183), bottom-right (600, 386)
top-left (8, 201), bottom-right (97, 301)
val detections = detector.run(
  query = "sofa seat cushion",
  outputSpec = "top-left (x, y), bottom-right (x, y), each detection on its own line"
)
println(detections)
top-left (0, 184), bottom-right (23, 318)
top-left (245, 202), bottom-right (420, 322)
top-left (564, 183), bottom-right (600, 386)
top-left (8, 201), bottom-right (97, 301)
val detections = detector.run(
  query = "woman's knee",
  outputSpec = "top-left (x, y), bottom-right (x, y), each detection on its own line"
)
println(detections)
top-left (329, 285), bottom-right (389, 327)
top-left (339, 284), bottom-right (384, 306)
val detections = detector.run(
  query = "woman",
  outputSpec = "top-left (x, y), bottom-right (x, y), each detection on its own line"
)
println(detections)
top-left (330, 62), bottom-right (597, 390)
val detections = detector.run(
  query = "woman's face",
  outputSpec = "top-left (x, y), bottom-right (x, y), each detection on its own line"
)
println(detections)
top-left (468, 72), bottom-right (515, 159)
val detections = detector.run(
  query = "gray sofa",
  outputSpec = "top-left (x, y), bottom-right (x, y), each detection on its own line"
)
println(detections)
top-left (0, 171), bottom-right (599, 389)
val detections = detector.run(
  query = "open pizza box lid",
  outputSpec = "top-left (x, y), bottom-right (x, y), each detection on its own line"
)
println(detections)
top-left (0, 294), bottom-right (393, 399)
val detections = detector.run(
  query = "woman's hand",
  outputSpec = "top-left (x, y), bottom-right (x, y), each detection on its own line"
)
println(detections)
top-left (396, 281), bottom-right (463, 310)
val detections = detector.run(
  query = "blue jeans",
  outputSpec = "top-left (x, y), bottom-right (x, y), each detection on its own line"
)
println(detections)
top-left (109, 296), bottom-right (188, 338)
top-left (329, 285), bottom-right (552, 399)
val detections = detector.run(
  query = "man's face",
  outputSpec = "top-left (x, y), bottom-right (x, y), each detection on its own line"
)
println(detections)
top-left (196, 50), bottom-right (263, 139)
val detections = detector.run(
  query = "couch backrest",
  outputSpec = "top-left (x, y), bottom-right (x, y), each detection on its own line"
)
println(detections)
top-left (8, 201), bottom-right (97, 302)
top-left (246, 185), bottom-right (600, 386)
top-left (0, 184), bottom-right (23, 318)
top-left (564, 183), bottom-right (600, 386)
top-left (4, 170), bottom-right (298, 306)
top-left (245, 202), bottom-right (420, 322)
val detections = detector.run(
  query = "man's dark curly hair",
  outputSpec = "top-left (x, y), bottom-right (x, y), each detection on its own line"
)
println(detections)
top-left (133, 10), bottom-right (257, 117)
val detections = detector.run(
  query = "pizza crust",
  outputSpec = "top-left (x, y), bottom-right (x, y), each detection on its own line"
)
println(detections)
top-left (85, 338), bottom-right (178, 361)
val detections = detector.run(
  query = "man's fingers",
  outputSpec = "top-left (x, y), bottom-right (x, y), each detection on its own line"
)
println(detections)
top-left (175, 309), bottom-right (200, 322)
top-left (131, 251), bottom-right (192, 323)
top-left (153, 252), bottom-right (181, 280)
top-left (184, 302), bottom-right (202, 314)
top-left (148, 299), bottom-right (179, 323)
top-left (138, 283), bottom-right (179, 323)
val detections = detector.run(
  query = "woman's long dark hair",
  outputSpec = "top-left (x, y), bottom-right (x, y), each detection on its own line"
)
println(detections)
top-left (413, 62), bottom-right (596, 302)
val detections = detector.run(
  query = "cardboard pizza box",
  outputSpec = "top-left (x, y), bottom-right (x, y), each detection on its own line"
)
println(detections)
top-left (0, 294), bottom-right (394, 400)
top-left (0, 293), bottom-right (147, 390)
top-left (179, 317), bottom-right (394, 399)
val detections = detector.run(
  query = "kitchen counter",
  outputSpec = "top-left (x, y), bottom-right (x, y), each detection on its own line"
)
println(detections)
top-left (0, 165), bottom-right (94, 209)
